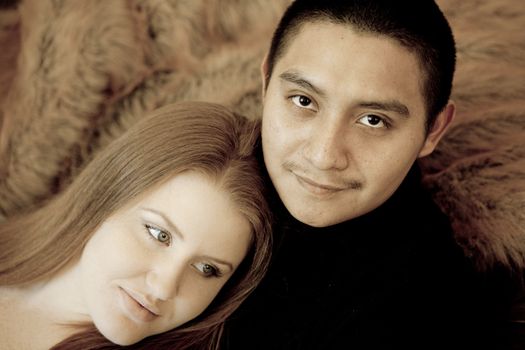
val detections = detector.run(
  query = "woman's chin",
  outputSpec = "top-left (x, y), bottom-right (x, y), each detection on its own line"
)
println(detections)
top-left (94, 320), bottom-right (146, 346)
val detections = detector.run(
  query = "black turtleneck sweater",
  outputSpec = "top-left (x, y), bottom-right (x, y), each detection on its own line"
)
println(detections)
top-left (222, 162), bottom-right (518, 349)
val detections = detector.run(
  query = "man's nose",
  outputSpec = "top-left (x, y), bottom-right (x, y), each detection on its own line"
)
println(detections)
top-left (146, 260), bottom-right (185, 301)
top-left (303, 120), bottom-right (348, 171)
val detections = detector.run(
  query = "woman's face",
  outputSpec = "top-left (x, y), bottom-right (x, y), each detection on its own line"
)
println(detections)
top-left (78, 171), bottom-right (252, 345)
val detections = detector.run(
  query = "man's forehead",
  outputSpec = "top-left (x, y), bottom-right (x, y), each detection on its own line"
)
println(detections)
top-left (271, 21), bottom-right (428, 121)
top-left (276, 21), bottom-right (422, 77)
top-left (285, 20), bottom-right (413, 58)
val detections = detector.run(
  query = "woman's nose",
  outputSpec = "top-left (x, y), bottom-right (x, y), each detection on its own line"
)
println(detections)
top-left (146, 260), bottom-right (185, 301)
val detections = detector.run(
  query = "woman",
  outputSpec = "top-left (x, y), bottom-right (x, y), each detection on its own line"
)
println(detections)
top-left (0, 102), bottom-right (272, 349)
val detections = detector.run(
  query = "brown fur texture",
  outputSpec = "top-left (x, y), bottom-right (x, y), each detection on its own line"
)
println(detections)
top-left (0, 0), bottom-right (523, 270)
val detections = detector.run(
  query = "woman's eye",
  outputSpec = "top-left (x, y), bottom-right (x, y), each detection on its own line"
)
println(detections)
top-left (145, 224), bottom-right (171, 245)
top-left (358, 114), bottom-right (388, 128)
top-left (290, 95), bottom-right (314, 109)
top-left (194, 262), bottom-right (221, 278)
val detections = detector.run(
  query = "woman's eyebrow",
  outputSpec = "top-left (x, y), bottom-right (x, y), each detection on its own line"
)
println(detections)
top-left (141, 207), bottom-right (185, 241)
top-left (141, 208), bottom-right (236, 271)
top-left (201, 255), bottom-right (234, 272)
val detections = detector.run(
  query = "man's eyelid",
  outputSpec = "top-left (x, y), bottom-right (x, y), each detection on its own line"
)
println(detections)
top-left (357, 113), bottom-right (391, 128)
top-left (291, 94), bottom-right (318, 109)
top-left (282, 83), bottom-right (322, 106)
top-left (285, 85), bottom-right (318, 99)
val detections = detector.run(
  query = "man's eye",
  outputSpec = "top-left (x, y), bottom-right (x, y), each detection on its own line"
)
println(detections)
top-left (358, 114), bottom-right (388, 128)
top-left (145, 224), bottom-right (171, 245)
top-left (290, 95), bottom-right (314, 109)
top-left (194, 262), bottom-right (221, 278)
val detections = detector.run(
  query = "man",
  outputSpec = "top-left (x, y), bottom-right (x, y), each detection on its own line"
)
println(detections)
top-left (223, 0), bottom-right (517, 348)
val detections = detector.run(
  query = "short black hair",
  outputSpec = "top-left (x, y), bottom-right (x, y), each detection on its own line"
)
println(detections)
top-left (266, 0), bottom-right (456, 130)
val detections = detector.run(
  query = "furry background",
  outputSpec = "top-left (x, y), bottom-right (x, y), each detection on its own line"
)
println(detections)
top-left (0, 0), bottom-right (524, 272)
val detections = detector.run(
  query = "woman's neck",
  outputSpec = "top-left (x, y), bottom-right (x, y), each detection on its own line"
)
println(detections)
top-left (0, 260), bottom-right (91, 349)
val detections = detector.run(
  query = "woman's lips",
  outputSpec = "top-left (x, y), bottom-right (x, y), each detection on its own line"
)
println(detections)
top-left (118, 287), bottom-right (159, 323)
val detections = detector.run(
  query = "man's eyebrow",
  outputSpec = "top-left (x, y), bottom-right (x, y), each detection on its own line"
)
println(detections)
top-left (141, 207), bottom-right (185, 241)
top-left (279, 71), bottom-right (326, 98)
top-left (357, 100), bottom-right (411, 117)
top-left (279, 71), bottom-right (410, 117)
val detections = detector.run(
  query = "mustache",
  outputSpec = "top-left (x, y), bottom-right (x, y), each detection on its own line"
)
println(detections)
top-left (283, 161), bottom-right (363, 190)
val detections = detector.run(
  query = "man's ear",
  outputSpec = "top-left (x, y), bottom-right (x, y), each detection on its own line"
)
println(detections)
top-left (260, 53), bottom-right (270, 98)
top-left (418, 101), bottom-right (456, 158)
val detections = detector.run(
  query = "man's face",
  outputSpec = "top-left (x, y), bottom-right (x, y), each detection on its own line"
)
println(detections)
top-left (262, 22), bottom-right (438, 227)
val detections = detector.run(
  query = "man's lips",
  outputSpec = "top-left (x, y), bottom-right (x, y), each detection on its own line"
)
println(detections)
top-left (293, 172), bottom-right (347, 195)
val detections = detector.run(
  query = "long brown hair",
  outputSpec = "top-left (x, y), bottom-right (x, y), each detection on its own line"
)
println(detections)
top-left (0, 101), bottom-right (272, 349)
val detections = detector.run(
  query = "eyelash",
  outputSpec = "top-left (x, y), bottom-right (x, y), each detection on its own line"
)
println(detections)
top-left (144, 224), bottom-right (171, 245)
top-left (194, 262), bottom-right (222, 278)
top-left (143, 224), bottom-right (222, 278)
top-left (358, 114), bottom-right (391, 129)
top-left (288, 95), bottom-right (391, 130)
top-left (289, 94), bottom-right (316, 111)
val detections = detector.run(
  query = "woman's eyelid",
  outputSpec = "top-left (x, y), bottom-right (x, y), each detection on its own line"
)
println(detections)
top-left (145, 223), bottom-right (172, 245)
top-left (193, 261), bottom-right (222, 277)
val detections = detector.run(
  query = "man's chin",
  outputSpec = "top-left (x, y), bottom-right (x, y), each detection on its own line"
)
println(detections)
top-left (286, 204), bottom-right (340, 228)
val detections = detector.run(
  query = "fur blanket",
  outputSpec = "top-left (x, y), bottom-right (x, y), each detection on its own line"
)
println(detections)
top-left (0, 0), bottom-right (524, 271)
